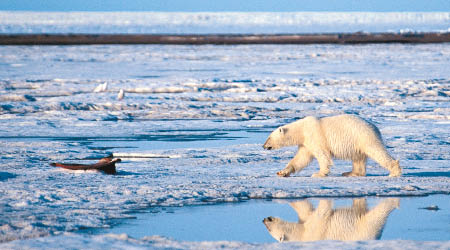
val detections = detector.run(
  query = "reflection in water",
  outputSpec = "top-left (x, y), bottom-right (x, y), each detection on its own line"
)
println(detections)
top-left (263, 198), bottom-right (399, 242)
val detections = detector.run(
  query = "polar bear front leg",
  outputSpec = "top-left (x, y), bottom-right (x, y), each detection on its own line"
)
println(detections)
top-left (311, 151), bottom-right (333, 178)
top-left (277, 147), bottom-right (313, 177)
top-left (290, 200), bottom-right (314, 222)
top-left (277, 166), bottom-right (294, 177)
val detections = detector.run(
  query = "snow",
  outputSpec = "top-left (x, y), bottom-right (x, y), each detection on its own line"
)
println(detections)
top-left (0, 11), bottom-right (449, 34)
top-left (0, 39), bottom-right (449, 248)
top-left (2, 233), bottom-right (450, 250)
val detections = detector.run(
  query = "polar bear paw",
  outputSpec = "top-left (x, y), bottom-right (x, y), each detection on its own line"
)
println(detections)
top-left (388, 168), bottom-right (401, 177)
top-left (386, 198), bottom-right (400, 208)
top-left (277, 170), bottom-right (291, 177)
top-left (388, 160), bottom-right (401, 177)
top-left (389, 172), bottom-right (401, 177)
top-left (311, 172), bottom-right (328, 178)
top-left (342, 171), bottom-right (365, 177)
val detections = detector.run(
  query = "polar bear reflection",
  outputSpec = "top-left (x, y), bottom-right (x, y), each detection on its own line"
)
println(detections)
top-left (263, 198), bottom-right (399, 242)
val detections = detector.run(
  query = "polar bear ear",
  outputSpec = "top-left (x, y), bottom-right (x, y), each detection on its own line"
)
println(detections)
top-left (278, 127), bottom-right (288, 134)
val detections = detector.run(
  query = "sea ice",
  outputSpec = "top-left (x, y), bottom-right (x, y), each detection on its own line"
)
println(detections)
top-left (0, 43), bottom-right (448, 248)
top-left (0, 11), bottom-right (449, 34)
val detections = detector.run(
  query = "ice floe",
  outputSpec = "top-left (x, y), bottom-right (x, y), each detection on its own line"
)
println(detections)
top-left (0, 43), bottom-right (448, 248)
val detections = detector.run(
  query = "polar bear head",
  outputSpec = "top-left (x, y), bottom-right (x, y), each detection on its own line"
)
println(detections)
top-left (263, 216), bottom-right (303, 242)
top-left (263, 126), bottom-right (294, 150)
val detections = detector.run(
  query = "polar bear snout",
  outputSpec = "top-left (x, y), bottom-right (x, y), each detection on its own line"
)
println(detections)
top-left (263, 139), bottom-right (273, 150)
top-left (263, 216), bottom-right (276, 230)
top-left (264, 216), bottom-right (275, 222)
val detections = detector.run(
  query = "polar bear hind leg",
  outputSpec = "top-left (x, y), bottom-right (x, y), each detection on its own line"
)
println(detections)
top-left (343, 155), bottom-right (367, 177)
top-left (364, 145), bottom-right (401, 177)
top-left (358, 198), bottom-right (400, 240)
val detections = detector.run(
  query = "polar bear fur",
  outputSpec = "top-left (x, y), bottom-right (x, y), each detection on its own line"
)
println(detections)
top-left (263, 198), bottom-right (399, 242)
top-left (263, 114), bottom-right (401, 177)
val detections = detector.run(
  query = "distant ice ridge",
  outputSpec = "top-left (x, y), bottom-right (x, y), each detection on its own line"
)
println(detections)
top-left (0, 11), bottom-right (449, 34)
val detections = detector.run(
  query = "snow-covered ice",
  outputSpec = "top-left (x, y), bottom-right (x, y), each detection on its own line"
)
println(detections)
top-left (0, 11), bottom-right (449, 34)
top-left (0, 42), bottom-right (449, 248)
top-left (2, 233), bottom-right (450, 250)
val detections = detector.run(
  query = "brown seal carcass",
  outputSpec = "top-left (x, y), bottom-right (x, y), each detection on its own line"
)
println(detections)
top-left (50, 157), bottom-right (121, 174)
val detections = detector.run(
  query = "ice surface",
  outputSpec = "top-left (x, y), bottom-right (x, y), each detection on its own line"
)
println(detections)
top-left (0, 43), bottom-right (449, 248)
top-left (0, 11), bottom-right (449, 34)
top-left (2, 233), bottom-right (450, 250)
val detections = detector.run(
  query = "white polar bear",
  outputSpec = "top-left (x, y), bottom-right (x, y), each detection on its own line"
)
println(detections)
top-left (263, 114), bottom-right (401, 177)
top-left (263, 198), bottom-right (399, 242)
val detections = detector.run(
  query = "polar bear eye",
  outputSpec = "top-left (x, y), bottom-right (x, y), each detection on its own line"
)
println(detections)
top-left (279, 128), bottom-right (282, 133)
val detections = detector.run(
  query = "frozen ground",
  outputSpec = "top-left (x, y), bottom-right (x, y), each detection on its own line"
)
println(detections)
top-left (0, 43), bottom-right (449, 249)
top-left (0, 11), bottom-right (449, 34)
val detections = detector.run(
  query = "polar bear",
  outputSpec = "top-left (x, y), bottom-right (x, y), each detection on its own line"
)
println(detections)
top-left (263, 198), bottom-right (399, 242)
top-left (263, 114), bottom-right (401, 177)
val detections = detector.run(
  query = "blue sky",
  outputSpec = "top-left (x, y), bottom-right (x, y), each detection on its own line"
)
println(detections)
top-left (1, 0), bottom-right (449, 12)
